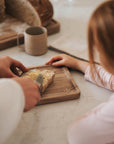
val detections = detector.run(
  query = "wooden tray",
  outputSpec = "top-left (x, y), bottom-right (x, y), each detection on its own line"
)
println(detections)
top-left (26, 65), bottom-right (80, 105)
top-left (0, 16), bottom-right (60, 50)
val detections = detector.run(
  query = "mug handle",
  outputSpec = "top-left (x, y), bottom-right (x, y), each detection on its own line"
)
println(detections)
top-left (17, 33), bottom-right (24, 48)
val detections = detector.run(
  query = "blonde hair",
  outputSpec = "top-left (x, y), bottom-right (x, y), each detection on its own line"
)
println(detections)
top-left (88, 0), bottom-right (114, 84)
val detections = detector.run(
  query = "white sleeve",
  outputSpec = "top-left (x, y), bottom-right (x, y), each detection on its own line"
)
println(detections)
top-left (0, 79), bottom-right (25, 144)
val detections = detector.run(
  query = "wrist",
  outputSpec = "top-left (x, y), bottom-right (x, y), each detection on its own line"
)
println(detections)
top-left (72, 59), bottom-right (89, 73)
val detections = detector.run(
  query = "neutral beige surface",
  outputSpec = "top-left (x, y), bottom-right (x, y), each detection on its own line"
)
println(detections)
top-left (1, 0), bottom-right (113, 144)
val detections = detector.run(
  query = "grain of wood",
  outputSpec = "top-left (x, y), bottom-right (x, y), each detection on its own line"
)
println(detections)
top-left (0, 32), bottom-right (17, 41)
top-left (26, 65), bottom-right (80, 105)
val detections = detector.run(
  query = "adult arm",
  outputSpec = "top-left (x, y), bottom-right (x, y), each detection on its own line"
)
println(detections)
top-left (0, 76), bottom-right (41, 144)
top-left (0, 79), bottom-right (25, 144)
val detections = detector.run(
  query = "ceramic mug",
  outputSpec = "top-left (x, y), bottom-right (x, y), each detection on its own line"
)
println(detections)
top-left (17, 26), bottom-right (47, 56)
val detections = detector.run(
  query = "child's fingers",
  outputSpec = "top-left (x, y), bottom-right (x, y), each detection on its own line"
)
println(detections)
top-left (45, 55), bottom-right (62, 65)
top-left (45, 61), bottom-right (51, 65)
top-left (52, 60), bottom-right (64, 67)
top-left (45, 57), bottom-right (57, 65)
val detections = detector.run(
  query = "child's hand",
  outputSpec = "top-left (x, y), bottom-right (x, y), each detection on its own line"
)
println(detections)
top-left (45, 54), bottom-right (77, 69)
top-left (0, 56), bottom-right (28, 78)
top-left (46, 54), bottom-right (89, 73)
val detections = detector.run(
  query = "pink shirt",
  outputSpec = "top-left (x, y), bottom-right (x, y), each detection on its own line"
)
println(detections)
top-left (85, 65), bottom-right (114, 91)
top-left (68, 65), bottom-right (114, 144)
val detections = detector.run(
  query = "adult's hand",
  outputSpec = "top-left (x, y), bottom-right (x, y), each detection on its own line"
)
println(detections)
top-left (13, 77), bottom-right (41, 112)
top-left (0, 56), bottom-right (28, 78)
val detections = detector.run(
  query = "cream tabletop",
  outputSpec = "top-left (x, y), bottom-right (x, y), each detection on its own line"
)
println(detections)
top-left (1, 0), bottom-right (113, 144)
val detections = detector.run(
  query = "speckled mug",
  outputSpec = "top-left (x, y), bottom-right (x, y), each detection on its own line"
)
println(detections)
top-left (17, 26), bottom-right (47, 56)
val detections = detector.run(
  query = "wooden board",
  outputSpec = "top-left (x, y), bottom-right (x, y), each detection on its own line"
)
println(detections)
top-left (0, 15), bottom-right (60, 50)
top-left (46, 19), bottom-right (60, 35)
top-left (24, 65), bottom-right (80, 105)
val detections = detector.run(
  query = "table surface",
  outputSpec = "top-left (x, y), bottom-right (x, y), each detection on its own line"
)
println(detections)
top-left (2, 0), bottom-right (113, 144)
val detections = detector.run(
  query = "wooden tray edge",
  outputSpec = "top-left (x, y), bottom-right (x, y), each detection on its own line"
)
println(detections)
top-left (38, 92), bottom-right (80, 105)
top-left (26, 65), bottom-right (80, 105)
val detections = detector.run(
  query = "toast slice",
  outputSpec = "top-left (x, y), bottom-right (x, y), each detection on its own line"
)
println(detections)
top-left (22, 69), bottom-right (55, 93)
